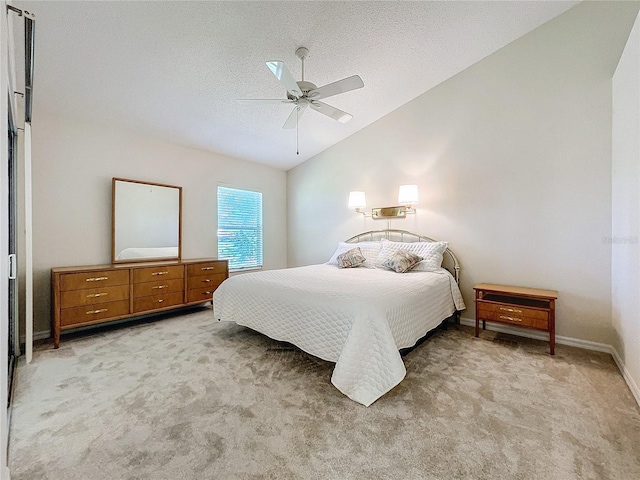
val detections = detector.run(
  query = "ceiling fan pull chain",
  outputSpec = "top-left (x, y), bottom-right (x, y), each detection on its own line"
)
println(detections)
top-left (296, 107), bottom-right (299, 155)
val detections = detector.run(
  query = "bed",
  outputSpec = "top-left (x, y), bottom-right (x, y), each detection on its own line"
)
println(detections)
top-left (212, 230), bottom-right (465, 406)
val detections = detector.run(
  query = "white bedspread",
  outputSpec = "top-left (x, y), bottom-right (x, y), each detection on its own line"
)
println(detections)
top-left (213, 264), bottom-right (465, 406)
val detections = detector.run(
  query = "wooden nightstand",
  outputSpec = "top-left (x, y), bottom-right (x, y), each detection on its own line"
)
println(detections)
top-left (474, 283), bottom-right (558, 355)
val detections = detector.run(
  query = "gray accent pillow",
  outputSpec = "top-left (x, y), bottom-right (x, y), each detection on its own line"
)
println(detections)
top-left (327, 241), bottom-right (381, 268)
top-left (381, 249), bottom-right (423, 273)
top-left (336, 247), bottom-right (366, 268)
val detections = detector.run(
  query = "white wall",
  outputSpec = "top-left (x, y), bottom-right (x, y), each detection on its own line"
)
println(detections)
top-left (30, 110), bottom-right (287, 335)
top-left (612, 11), bottom-right (640, 402)
top-left (288, 2), bottom-right (640, 344)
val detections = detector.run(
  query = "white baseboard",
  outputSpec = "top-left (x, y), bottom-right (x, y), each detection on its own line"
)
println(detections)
top-left (460, 317), bottom-right (612, 351)
top-left (610, 347), bottom-right (640, 407)
top-left (460, 316), bottom-right (640, 407)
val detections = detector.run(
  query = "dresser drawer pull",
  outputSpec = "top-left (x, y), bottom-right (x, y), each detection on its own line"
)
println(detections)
top-left (499, 315), bottom-right (522, 322)
top-left (85, 276), bottom-right (108, 282)
top-left (202, 291), bottom-right (212, 296)
top-left (86, 308), bottom-right (108, 315)
top-left (152, 285), bottom-right (169, 290)
top-left (499, 307), bottom-right (523, 314)
top-left (202, 279), bottom-right (211, 283)
top-left (151, 271), bottom-right (169, 276)
top-left (201, 267), bottom-right (216, 271)
top-left (158, 299), bottom-right (164, 303)
top-left (86, 293), bottom-right (108, 298)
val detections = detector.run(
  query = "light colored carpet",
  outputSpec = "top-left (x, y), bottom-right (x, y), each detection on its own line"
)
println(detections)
top-left (8, 306), bottom-right (640, 480)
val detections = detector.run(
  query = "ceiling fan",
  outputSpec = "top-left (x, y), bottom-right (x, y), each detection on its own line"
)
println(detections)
top-left (238, 47), bottom-right (364, 153)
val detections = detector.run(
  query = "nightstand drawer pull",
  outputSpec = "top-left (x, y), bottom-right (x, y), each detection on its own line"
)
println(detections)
top-left (201, 267), bottom-right (215, 271)
top-left (158, 299), bottom-right (164, 303)
top-left (86, 276), bottom-right (108, 282)
top-left (499, 315), bottom-right (522, 322)
top-left (202, 291), bottom-right (212, 295)
top-left (86, 308), bottom-right (108, 315)
top-left (202, 279), bottom-right (211, 283)
top-left (152, 285), bottom-right (169, 290)
top-left (86, 293), bottom-right (108, 298)
top-left (499, 306), bottom-right (523, 314)
top-left (151, 271), bottom-right (169, 276)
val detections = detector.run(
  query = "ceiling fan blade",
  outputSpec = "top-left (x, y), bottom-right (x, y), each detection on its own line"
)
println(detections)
top-left (237, 99), bottom-right (293, 105)
top-left (310, 101), bottom-right (353, 124)
top-left (283, 105), bottom-right (307, 129)
top-left (307, 75), bottom-right (364, 100)
top-left (266, 60), bottom-right (302, 98)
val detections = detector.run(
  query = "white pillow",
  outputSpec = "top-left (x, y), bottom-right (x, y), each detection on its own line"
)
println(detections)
top-left (327, 241), bottom-right (381, 268)
top-left (376, 239), bottom-right (448, 272)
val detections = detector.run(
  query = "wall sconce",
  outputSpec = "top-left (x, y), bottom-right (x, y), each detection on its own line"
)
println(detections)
top-left (348, 191), bottom-right (368, 217)
top-left (398, 184), bottom-right (418, 214)
top-left (348, 185), bottom-right (419, 219)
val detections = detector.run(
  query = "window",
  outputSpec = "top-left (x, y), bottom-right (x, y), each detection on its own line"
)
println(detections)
top-left (217, 186), bottom-right (263, 271)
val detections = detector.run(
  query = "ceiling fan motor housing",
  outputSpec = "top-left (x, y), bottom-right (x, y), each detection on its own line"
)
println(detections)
top-left (287, 81), bottom-right (317, 100)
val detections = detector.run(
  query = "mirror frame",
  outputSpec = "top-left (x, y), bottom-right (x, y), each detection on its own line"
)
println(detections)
top-left (111, 177), bottom-right (183, 264)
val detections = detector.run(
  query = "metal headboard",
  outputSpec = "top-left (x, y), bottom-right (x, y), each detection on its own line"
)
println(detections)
top-left (345, 229), bottom-right (461, 284)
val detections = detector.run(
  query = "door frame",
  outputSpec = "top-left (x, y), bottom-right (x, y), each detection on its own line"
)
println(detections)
top-left (1, 1), bottom-right (14, 477)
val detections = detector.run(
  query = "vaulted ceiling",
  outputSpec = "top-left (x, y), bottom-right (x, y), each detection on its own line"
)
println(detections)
top-left (20, 1), bottom-right (578, 170)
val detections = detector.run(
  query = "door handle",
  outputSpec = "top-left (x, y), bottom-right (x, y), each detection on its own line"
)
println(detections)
top-left (8, 254), bottom-right (16, 280)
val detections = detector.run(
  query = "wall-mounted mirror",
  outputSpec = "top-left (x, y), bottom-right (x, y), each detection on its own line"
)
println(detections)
top-left (112, 178), bottom-right (182, 263)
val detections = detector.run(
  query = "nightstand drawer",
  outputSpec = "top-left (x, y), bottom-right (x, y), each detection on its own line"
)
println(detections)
top-left (477, 304), bottom-right (548, 329)
top-left (477, 302), bottom-right (548, 322)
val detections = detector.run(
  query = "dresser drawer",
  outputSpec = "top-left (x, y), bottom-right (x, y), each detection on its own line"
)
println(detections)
top-left (60, 270), bottom-right (129, 292)
top-left (187, 273), bottom-right (227, 291)
top-left (187, 261), bottom-right (227, 277)
top-left (60, 284), bottom-right (129, 308)
top-left (477, 302), bottom-right (549, 329)
top-left (133, 265), bottom-right (184, 284)
top-left (187, 285), bottom-right (221, 304)
top-left (60, 300), bottom-right (130, 327)
top-left (133, 291), bottom-right (184, 313)
top-left (133, 278), bottom-right (184, 298)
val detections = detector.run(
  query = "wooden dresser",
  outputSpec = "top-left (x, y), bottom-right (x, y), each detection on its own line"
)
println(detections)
top-left (52, 258), bottom-right (228, 348)
top-left (474, 283), bottom-right (558, 355)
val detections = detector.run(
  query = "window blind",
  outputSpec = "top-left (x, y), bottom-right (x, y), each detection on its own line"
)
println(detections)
top-left (217, 186), bottom-right (263, 271)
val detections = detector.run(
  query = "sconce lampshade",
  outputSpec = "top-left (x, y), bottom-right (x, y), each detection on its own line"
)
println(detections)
top-left (398, 184), bottom-right (419, 206)
top-left (348, 191), bottom-right (366, 209)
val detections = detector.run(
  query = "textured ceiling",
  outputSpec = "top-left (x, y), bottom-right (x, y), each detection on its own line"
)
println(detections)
top-left (19, 1), bottom-right (577, 170)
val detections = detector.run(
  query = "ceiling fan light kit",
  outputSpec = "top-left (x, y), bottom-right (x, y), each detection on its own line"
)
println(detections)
top-left (239, 46), bottom-right (364, 154)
